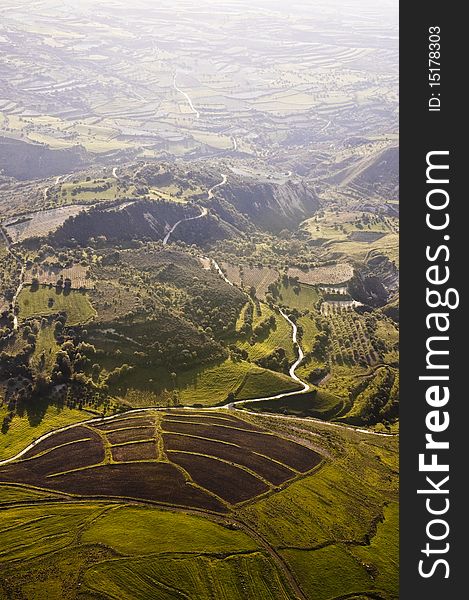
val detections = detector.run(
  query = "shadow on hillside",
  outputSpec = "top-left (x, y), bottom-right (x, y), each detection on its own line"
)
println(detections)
top-left (16, 394), bottom-right (49, 427)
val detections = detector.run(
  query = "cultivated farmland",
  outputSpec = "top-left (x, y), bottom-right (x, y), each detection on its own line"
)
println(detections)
top-left (0, 0), bottom-right (399, 596)
top-left (0, 411), bottom-right (322, 510)
top-left (287, 264), bottom-right (354, 285)
top-left (0, 409), bottom-right (399, 600)
top-left (3, 206), bottom-right (90, 243)
top-left (24, 264), bottom-right (93, 289)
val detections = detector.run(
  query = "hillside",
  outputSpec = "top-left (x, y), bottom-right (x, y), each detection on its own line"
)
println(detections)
top-left (0, 137), bottom-right (90, 180)
top-left (222, 178), bottom-right (320, 232)
top-left (0, 1), bottom-right (399, 598)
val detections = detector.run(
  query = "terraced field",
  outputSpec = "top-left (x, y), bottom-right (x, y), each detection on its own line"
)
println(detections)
top-left (3, 206), bottom-right (90, 244)
top-left (0, 411), bottom-right (398, 600)
top-left (0, 411), bottom-right (322, 511)
top-left (0, 1), bottom-right (399, 597)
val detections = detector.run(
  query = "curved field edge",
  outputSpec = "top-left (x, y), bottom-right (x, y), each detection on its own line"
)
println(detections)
top-left (0, 501), bottom-right (297, 600)
top-left (82, 552), bottom-right (295, 600)
top-left (280, 503), bottom-right (398, 600)
top-left (0, 406), bottom-right (91, 462)
top-left (239, 388), bottom-right (345, 421)
top-left (0, 413), bottom-right (398, 599)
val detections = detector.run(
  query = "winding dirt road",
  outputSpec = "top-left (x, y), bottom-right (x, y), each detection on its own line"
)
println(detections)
top-left (0, 225), bottom-right (24, 330)
top-left (173, 72), bottom-right (200, 119)
top-left (0, 173), bottom-right (395, 470)
top-left (163, 174), bottom-right (225, 245)
top-left (162, 205), bottom-right (208, 245)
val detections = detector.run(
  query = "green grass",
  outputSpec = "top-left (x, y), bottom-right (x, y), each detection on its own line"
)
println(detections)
top-left (238, 305), bottom-right (295, 361)
top-left (176, 359), bottom-right (260, 405)
top-left (326, 234), bottom-right (399, 264)
top-left (238, 465), bottom-right (381, 548)
top-left (345, 367), bottom-right (395, 424)
top-left (376, 319), bottom-right (399, 347)
top-left (297, 315), bottom-right (319, 354)
top-left (276, 282), bottom-right (319, 312)
top-left (0, 406), bottom-right (87, 461)
top-left (0, 414), bottom-right (398, 600)
top-left (18, 287), bottom-right (96, 325)
top-left (0, 504), bottom-right (105, 562)
top-left (113, 360), bottom-right (254, 404)
top-left (60, 178), bottom-right (119, 205)
top-left (235, 300), bottom-right (252, 332)
top-left (0, 484), bottom-right (63, 504)
top-left (82, 505), bottom-right (259, 554)
top-left (83, 552), bottom-right (293, 600)
top-left (235, 369), bottom-right (301, 400)
top-left (281, 545), bottom-right (374, 600)
top-left (302, 211), bottom-right (398, 264)
top-left (30, 324), bottom-right (60, 375)
top-left (0, 544), bottom-right (115, 600)
top-left (238, 434), bottom-right (398, 550)
top-left (351, 502), bottom-right (399, 597)
top-left (242, 388), bottom-right (344, 419)
top-left (112, 359), bottom-right (300, 407)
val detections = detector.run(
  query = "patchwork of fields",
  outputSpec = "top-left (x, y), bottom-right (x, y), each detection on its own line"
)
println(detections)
top-left (0, 409), bottom-right (398, 599)
top-left (0, 411), bottom-right (322, 511)
top-left (0, 0), bottom-right (399, 596)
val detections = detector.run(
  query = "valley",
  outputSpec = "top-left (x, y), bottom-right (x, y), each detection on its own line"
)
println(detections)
top-left (0, 1), bottom-right (398, 599)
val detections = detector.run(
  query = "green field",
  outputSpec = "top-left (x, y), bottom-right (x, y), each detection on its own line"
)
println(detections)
top-left (84, 552), bottom-right (293, 600)
top-left (0, 484), bottom-right (63, 504)
top-left (116, 359), bottom-right (301, 407)
top-left (0, 406), bottom-right (87, 461)
top-left (18, 287), bottom-right (96, 325)
top-left (242, 388), bottom-right (344, 420)
top-left (238, 304), bottom-right (296, 362)
top-left (30, 324), bottom-right (60, 375)
top-left (81, 505), bottom-right (259, 554)
top-left (326, 234), bottom-right (399, 265)
top-left (0, 412), bottom-right (398, 599)
top-left (0, 503), bottom-right (105, 562)
top-left (351, 502), bottom-right (399, 596)
top-left (60, 178), bottom-right (118, 204)
top-left (235, 300), bottom-right (252, 332)
top-left (0, 500), bottom-right (294, 599)
top-left (276, 282), bottom-right (319, 312)
top-left (302, 210), bottom-right (399, 265)
top-left (297, 314), bottom-right (319, 354)
top-left (281, 545), bottom-right (374, 600)
top-left (234, 424), bottom-right (398, 598)
top-left (238, 432), bottom-right (397, 548)
top-left (0, 3), bottom-right (398, 597)
top-left (234, 368), bottom-right (301, 400)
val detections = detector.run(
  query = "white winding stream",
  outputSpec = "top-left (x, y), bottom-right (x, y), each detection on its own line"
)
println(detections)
top-left (0, 174), bottom-right (395, 467)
